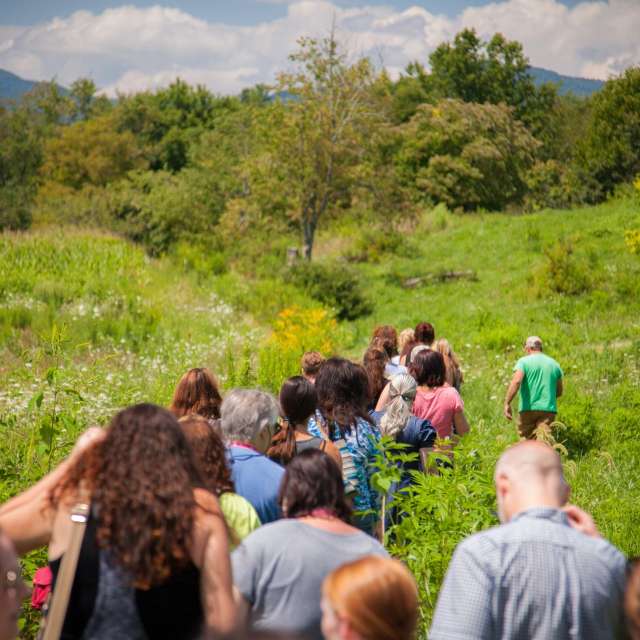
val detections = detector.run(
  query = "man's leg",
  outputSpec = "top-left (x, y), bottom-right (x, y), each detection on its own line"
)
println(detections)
top-left (517, 411), bottom-right (538, 439)
top-left (533, 412), bottom-right (557, 438)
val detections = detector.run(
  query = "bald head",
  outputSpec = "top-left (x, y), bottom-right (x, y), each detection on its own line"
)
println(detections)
top-left (495, 441), bottom-right (569, 523)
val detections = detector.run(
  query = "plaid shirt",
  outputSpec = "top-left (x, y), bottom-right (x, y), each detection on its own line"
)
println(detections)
top-left (430, 508), bottom-right (627, 640)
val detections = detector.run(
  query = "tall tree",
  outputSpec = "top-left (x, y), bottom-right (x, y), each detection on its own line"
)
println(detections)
top-left (574, 67), bottom-right (640, 200)
top-left (427, 29), bottom-right (556, 135)
top-left (242, 34), bottom-right (382, 260)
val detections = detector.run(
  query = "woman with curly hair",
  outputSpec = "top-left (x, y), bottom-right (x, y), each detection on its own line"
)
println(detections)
top-left (170, 367), bottom-right (223, 425)
top-left (232, 450), bottom-right (387, 638)
top-left (0, 404), bottom-right (235, 639)
top-left (308, 358), bottom-right (381, 536)
top-left (179, 414), bottom-right (260, 542)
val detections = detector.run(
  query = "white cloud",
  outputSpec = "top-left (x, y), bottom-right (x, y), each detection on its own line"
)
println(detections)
top-left (0, 1), bottom-right (638, 96)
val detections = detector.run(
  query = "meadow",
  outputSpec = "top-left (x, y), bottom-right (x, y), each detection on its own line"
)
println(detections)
top-left (1, 195), bottom-right (639, 637)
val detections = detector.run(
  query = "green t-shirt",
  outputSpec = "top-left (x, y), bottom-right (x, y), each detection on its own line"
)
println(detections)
top-left (515, 352), bottom-right (563, 413)
top-left (220, 492), bottom-right (262, 548)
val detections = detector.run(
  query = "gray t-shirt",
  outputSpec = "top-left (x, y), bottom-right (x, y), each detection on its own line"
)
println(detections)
top-left (232, 519), bottom-right (388, 638)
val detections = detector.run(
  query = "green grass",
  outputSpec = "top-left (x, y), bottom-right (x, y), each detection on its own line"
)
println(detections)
top-left (323, 196), bottom-right (640, 633)
top-left (1, 197), bottom-right (640, 637)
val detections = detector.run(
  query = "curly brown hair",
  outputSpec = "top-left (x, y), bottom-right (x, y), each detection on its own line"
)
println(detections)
top-left (315, 357), bottom-right (374, 436)
top-left (371, 326), bottom-right (398, 356)
top-left (363, 347), bottom-right (388, 407)
top-left (179, 414), bottom-right (234, 495)
top-left (170, 368), bottom-right (223, 421)
top-left (50, 404), bottom-right (203, 589)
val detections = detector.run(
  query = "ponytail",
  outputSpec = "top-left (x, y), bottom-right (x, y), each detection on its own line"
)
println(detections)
top-left (266, 418), bottom-right (297, 465)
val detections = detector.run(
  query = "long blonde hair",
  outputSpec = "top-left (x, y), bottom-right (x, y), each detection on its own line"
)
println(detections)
top-left (322, 555), bottom-right (418, 640)
top-left (435, 338), bottom-right (463, 388)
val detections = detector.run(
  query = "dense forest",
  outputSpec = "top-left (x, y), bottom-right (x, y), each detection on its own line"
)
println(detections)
top-left (1, 28), bottom-right (639, 269)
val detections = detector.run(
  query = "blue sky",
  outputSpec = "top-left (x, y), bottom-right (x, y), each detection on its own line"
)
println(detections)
top-left (0, 1), bottom-right (637, 96)
top-left (1, 0), bottom-right (589, 25)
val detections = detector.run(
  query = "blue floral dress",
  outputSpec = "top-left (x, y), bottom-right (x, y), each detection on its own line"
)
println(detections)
top-left (308, 413), bottom-right (381, 522)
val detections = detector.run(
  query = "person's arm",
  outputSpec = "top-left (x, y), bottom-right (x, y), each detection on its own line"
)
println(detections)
top-left (0, 427), bottom-right (104, 518)
top-left (0, 428), bottom-right (105, 555)
top-left (324, 440), bottom-right (343, 471)
top-left (453, 410), bottom-right (470, 436)
top-left (556, 378), bottom-right (563, 399)
top-left (504, 369), bottom-right (524, 420)
top-left (374, 382), bottom-right (391, 411)
top-left (0, 489), bottom-right (55, 555)
top-left (193, 491), bottom-right (236, 636)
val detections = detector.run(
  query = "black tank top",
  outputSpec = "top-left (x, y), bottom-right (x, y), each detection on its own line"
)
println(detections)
top-left (295, 436), bottom-right (327, 454)
top-left (49, 511), bottom-right (203, 640)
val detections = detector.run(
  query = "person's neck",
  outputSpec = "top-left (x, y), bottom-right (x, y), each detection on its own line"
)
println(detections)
top-left (509, 496), bottom-right (563, 520)
top-left (294, 422), bottom-right (310, 437)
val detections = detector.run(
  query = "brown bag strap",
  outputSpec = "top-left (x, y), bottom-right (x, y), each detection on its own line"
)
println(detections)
top-left (39, 502), bottom-right (90, 640)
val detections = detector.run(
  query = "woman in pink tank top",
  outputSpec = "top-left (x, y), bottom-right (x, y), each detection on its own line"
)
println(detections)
top-left (410, 350), bottom-right (470, 439)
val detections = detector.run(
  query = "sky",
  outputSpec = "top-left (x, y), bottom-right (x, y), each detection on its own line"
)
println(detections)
top-left (0, 0), bottom-right (638, 96)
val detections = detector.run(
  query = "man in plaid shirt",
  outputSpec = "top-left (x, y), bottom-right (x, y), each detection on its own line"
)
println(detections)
top-left (430, 441), bottom-right (627, 640)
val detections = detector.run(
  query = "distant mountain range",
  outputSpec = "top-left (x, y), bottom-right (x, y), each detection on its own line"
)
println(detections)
top-left (0, 68), bottom-right (67, 101)
top-left (528, 66), bottom-right (604, 96)
top-left (0, 65), bottom-right (605, 104)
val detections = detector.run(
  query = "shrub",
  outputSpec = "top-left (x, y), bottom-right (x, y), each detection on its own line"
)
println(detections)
top-left (346, 227), bottom-right (408, 263)
top-left (267, 305), bottom-right (337, 356)
top-left (557, 395), bottom-right (600, 454)
top-left (396, 100), bottom-right (539, 211)
top-left (538, 240), bottom-right (592, 296)
top-left (625, 229), bottom-right (640, 255)
top-left (524, 160), bottom-right (575, 211)
top-left (285, 261), bottom-right (371, 320)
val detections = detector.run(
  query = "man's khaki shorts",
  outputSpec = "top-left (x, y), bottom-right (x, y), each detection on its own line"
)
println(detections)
top-left (517, 410), bottom-right (557, 439)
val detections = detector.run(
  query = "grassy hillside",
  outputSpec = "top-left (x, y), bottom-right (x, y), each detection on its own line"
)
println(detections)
top-left (325, 196), bottom-right (640, 631)
top-left (0, 230), bottom-right (261, 497)
top-left (1, 196), bottom-right (639, 636)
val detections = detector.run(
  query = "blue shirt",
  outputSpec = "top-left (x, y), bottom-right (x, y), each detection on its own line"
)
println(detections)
top-left (430, 508), bottom-right (627, 640)
top-left (228, 445), bottom-right (285, 524)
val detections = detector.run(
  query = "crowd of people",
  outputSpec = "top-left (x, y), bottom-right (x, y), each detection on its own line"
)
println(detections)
top-left (0, 322), bottom-right (638, 640)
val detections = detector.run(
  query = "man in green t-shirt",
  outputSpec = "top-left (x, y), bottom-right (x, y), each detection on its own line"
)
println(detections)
top-left (504, 336), bottom-right (563, 439)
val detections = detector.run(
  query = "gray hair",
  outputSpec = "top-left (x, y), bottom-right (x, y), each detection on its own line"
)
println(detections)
top-left (525, 336), bottom-right (543, 351)
top-left (220, 388), bottom-right (279, 443)
top-left (380, 373), bottom-right (417, 438)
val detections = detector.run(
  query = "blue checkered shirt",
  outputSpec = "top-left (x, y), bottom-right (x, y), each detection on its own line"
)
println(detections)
top-left (429, 508), bottom-right (627, 640)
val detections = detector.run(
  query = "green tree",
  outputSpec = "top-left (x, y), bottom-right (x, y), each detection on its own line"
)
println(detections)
top-left (384, 63), bottom-right (433, 124)
top-left (239, 34), bottom-right (383, 260)
top-left (574, 66), bottom-right (640, 200)
top-left (0, 106), bottom-right (45, 229)
top-left (40, 113), bottom-right (144, 190)
top-left (397, 99), bottom-right (539, 211)
top-left (114, 80), bottom-right (236, 172)
top-left (428, 29), bottom-right (556, 135)
top-left (68, 78), bottom-right (112, 120)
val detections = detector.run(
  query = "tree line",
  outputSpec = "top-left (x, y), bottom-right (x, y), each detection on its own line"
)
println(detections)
top-left (1, 28), bottom-right (639, 260)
